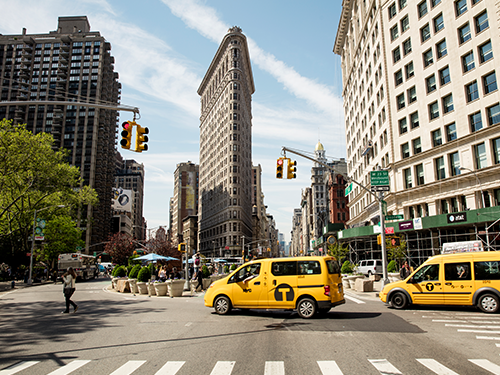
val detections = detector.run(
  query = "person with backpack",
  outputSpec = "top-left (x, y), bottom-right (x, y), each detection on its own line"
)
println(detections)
top-left (193, 252), bottom-right (201, 273)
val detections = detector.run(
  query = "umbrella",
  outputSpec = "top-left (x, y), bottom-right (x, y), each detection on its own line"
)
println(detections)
top-left (213, 259), bottom-right (227, 263)
top-left (135, 253), bottom-right (178, 262)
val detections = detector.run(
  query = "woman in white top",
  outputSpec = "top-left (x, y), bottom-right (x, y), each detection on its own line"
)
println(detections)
top-left (62, 267), bottom-right (78, 313)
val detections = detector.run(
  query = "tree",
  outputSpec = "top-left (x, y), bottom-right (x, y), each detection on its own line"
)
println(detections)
top-left (0, 119), bottom-right (97, 261)
top-left (146, 227), bottom-right (181, 269)
top-left (388, 237), bottom-right (407, 267)
top-left (104, 232), bottom-right (135, 265)
top-left (327, 241), bottom-right (350, 265)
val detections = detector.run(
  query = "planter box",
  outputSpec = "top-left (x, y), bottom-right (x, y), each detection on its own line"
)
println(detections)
top-left (355, 278), bottom-right (373, 292)
top-left (342, 279), bottom-right (350, 289)
top-left (147, 282), bottom-right (156, 296)
top-left (128, 279), bottom-right (139, 294)
top-left (137, 282), bottom-right (148, 294)
top-left (388, 272), bottom-right (401, 283)
top-left (154, 282), bottom-right (168, 296)
top-left (344, 275), bottom-right (364, 289)
top-left (167, 279), bottom-right (184, 297)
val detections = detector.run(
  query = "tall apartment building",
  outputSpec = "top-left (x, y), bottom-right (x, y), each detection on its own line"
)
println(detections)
top-left (334, 0), bottom-right (500, 263)
top-left (171, 161), bottom-right (199, 247)
top-left (114, 154), bottom-right (146, 240)
top-left (0, 16), bottom-right (121, 253)
top-left (197, 27), bottom-right (255, 258)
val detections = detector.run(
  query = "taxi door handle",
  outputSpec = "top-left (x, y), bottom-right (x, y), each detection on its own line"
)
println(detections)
top-left (273, 280), bottom-right (276, 286)
top-left (434, 283), bottom-right (441, 286)
top-left (254, 281), bottom-right (260, 285)
top-left (445, 282), bottom-right (452, 285)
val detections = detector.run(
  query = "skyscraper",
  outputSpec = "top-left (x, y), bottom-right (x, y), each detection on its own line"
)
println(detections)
top-left (0, 16), bottom-right (121, 253)
top-left (197, 26), bottom-right (255, 258)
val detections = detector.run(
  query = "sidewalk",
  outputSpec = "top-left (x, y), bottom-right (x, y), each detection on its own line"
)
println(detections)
top-left (0, 279), bottom-right (54, 293)
top-left (106, 282), bottom-right (205, 298)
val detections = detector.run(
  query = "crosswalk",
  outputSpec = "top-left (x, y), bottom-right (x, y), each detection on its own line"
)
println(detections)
top-left (2, 358), bottom-right (500, 375)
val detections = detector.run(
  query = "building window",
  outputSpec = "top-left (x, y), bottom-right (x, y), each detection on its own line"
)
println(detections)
top-left (395, 69), bottom-right (403, 86)
top-left (393, 46), bottom-right (401, 63)
top-left (436, 39), bottom-right (447, 59)
top-left (403, 38), bottom-right (412, 55)
top-left (442, 94), bottom-right (454, 114)
top-left (455, 0), bottom-right (467, 16)
top-left (410, 111), bottom-right (419, 129)
top-left (416, 164), bottom-right (425, 185)
top-left (462, 51), bottom-right (475, 72)
top-left (470, 111), bottom-right (483, 132)
top-left (405, 61), bottom-right (414, 78)
top-left (483, 72), bottom-right (497, 94)
top-left (475, 11), bottom-right (489, 33)
top-left (450, 152), bottom-right (461, 176)
top-left (407, 86), bottom-right (417, 104)
top-left (401, 15), bottom-right (410, 32)
top-left (446, 123), bottom-right (457, 141)
top-left (434, 14), bottom-right (444, 32)
top-left (404, 168), bottom-right (412, 188)
top-left (418, 1), bottom-right (428, 17)
top-left (439, 66), bottom-right (450, 85)
top-left (413, 137), bottom-right (422, 154)
top-left (402, 142), bottom-right (410, 158)
top-left (397, 93), bottom-right (405, 109)
top-left (399, 117), bottom-right (408, 134)
top-left (432, 128), bottom-right (442, 147)
top-left (389, 3), bottom-right (397, 19)
top-left (426, 74), bottom-right (436, 93)
top-left (399, 0), bottom-right (407, 9)
top-left (479, 41), bottom-right (493, 63)
top-left (435, 156), bottom-right (446, 180)
top-left (441, 200), bottom-right (449, 214)
top-left (431, 0), bottom-right (441, 7)
top-left (493, 138), bottom-right (500, 165)
top-left (487, 103), bottom-right (500, 126)
top-left (466, 81), bottom-right (479, 102)
top-left (429, 101), bottom-right (439, 120)
top-left (421, 24), bottom-right (431, 42)
top-left (391, 25), bottom-right (399, 41)
top-left (423, 49), bottom-right (433, 67)
top-left (475, 142), bottom-right (487, 169)
top-left (458, 23), bottom-right (471, 44)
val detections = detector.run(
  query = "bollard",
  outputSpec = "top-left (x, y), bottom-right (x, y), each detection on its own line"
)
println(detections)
top-left (11, 280), bottom-right (15, 289)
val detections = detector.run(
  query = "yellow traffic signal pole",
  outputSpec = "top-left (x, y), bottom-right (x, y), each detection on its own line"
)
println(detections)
top-left (281, 146), bottom-right (390, 287)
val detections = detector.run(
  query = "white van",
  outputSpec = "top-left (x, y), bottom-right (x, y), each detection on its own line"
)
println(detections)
top-left (357, 260), bottom-right (383, 276)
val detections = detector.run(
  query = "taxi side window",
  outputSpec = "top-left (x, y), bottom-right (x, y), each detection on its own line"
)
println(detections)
top-left (229, 263), bottom-right (261, 283)
top-left (326, 260), bottom-right (340, 274)
top-left (271, 261), bottom-right (297, 276)
top-left (445, 262), bottom-right (471, 281)
top-left (298, 261), bottom-right (321, 275)
top-left (412, 264), bottom-right (440, 282)
top-left (474, 261), bottom-right (500, 280)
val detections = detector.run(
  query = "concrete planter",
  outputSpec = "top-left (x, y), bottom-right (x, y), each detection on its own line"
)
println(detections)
top-left (111, 277), bottom-right (120, 289)
top-left (344, 275), bottom-right (364, 289)
top-left (128, 279), bottom-right (139, 294)
top-left (167, 279), bottom-right (184, 297)
top-left (342, 278), bottom-right (351, 289)
top-left (388, 272), bottom-right (401, 283)
top-left (154, 282), bottom-right (168, 296)
top-left (147, 282), bottom-right (156, 296)
top-left (137, 282), bottom-right (148, 294)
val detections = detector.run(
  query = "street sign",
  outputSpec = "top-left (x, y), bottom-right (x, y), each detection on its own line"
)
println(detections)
top-left (370, 170), bottom-right (389, 185)
top-left (386, 214), bottom-right (404, 220)
top-left (345, 183), bottom-right (353, 196)
top-left (371, 185), bottom-right (390, 192)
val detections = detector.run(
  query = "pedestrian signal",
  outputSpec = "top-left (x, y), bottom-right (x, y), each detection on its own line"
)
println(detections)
top-left (276, 158), bottom-right (284, 179)
top-left (389, 237), bottom-right (401, 247)
top-left (120, 121), bottom-right (133, 149)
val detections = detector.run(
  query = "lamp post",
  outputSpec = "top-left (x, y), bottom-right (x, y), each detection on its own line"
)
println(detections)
top-left (29, 205), bottom-right (65, 285)
top-left (459, 167), bottom-right (485, 209)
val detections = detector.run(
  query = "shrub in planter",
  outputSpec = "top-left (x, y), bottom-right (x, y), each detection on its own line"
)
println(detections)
top-left (230, 264), bottom-right (237, 271)
top-left (114, 266), bottom-right (127, 278)
top-left (223, 265), bottom-right (229, 274)
top-left (341, 260), bottom-right (354, 274)
top-left (387, 260), bottom-right (398, 273)
top-left (137, 267), bottom-right (150, 282)
top-left (128, 264), bottom-right (141, 279)
top-left (201, 265), bottom-right (210, 278)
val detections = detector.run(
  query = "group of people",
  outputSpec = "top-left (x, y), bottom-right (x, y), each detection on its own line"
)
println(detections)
top-left (157, 266), bottom-right (182, 281)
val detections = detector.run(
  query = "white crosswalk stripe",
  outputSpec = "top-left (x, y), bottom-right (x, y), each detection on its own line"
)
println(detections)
top-left (343, 293), bottom-right (366, 304)
top-left (317, 361), bottom-right (343, 375)
top-left (368, 359), bottom-right (402, 375)
top-left (109, 360), bottom-right (146, 375)
top-left (0, 361), bottom-right (39, 375)
top-left (154, 361), bottom-right (185, 375)
top-left (416, 359), bottom-right (459, 375)
top-left (209, 361), bottom-right (235, 375)
top-left (264, 361), bottom-right (285, 375)
top-left (46, 360), bottom-right (91, 375)
top-left (469, 359), bottom-right (500, 375)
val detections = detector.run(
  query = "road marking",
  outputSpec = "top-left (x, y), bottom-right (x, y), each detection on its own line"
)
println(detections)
top-left (368, 359), bottom-right (402, 375)
top-left (416, 359), bottom-right (459, 375)
top-left (446, 324), bottom-right (500, 329)
top-left (477, 336), bottom-right (500, 340)
top-left (209, 361), bottom-right (235, 375)
top-left (469, 359), bottom-right (500, 375)
top-left (317, 360), bottom-right (344, 374)
top-left (496, 343), bottom-right (500, 348)
top-left (185, 322), bottom-right (192, 327)
top-left (154, 361), bottom-right (185, 375)
top-left (432, 320), bottom-right (465, 323)
top-left (0, 361), bottom-right (39, 375)
top-left (458, 329), bottom-right (500, 334)
top-left (264, 361), bottom-right (285, 375)
top-left (344, 294), bottom-right (365, 304)
top-left (46, 360), bottom-right (91, 375)
top-left (109, 360), bottom-right (146, 375)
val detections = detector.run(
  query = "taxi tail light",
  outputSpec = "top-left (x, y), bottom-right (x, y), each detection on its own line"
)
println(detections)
top-left (324, 285), bottom-right (331, 296)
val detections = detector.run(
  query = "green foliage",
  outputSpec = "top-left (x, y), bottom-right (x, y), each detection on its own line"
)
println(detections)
top-left (327, 242), bottom-right (349, 265)
top-left (341, 260), bottom-right (354, 274)
top-left (387, 237), bottom-right (407, 265)
top-left (387, 260), bottom-right (398, 273)
top-left (41, 216), bottom-right (84, 265)
top-left (128, 264), bottom-right (141, 279)
top-left (111, 265), bottom-right (126, 277)
top-left (223, 265), bottom-right (229, 273)
top-left (230, 264), bottom-right (237, 271)
top-left (128, 254), bottom-right (141, 266)
top-left (201, 265), bottom-right (210, 278)
top-left (137, 266), bottom-right (150, 282)
top-left (126, 264), bottom-right (134, 275)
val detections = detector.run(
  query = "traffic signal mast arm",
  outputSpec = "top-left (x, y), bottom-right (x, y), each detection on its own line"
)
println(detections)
top-left (5, 100), bottom-right (140, 116)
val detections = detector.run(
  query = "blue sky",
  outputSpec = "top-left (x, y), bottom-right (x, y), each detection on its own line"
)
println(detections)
top-left (1, 0), bottom-right (345, 242)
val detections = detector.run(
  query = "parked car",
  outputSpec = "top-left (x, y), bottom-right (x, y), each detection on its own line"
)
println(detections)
top-left (356, 259), bottom-right (383, 276)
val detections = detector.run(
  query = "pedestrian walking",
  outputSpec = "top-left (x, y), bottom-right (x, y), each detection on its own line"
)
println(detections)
top-left (399, 261), bottom-right (411, 280)
top-left (62, 267), bottom-right (78, 314)
top-left (194, 269), bottom-right (204, 292)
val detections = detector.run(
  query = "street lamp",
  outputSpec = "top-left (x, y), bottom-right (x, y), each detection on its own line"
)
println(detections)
top-left (459, 167), bottom-right (485, 209)
top-left (29, 205), bottom-right (65, 285)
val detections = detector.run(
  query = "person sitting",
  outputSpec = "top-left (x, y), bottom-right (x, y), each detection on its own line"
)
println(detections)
top-left (159, 266), bottom-right (167, 282)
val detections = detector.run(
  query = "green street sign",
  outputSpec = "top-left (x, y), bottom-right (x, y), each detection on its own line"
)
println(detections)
top-left (386, 214), bottom-right (404, 220)
top-left (345, 183), bottom-right (353, 197)
top-left (370, 170), bottom-right (389, 186)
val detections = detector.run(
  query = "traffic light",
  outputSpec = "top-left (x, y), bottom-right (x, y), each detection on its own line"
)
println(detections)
top-left (178, 243), bottom-right (186, 253)
top-left (120, 121), bottom-right (133, 149)
top-left (276, 158), bottom-right (284, 179)
top-left (390, 237), bottom-right (401, 247)
top-left (287, 159), bottom-right (297, 179)
top-left (135, 125), bottom-right (149, 153)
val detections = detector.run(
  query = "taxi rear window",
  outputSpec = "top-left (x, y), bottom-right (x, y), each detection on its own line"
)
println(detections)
top-left (326, 260), bottom-right (340, 274)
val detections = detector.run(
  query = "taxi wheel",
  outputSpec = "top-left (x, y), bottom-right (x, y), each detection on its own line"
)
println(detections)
top-left (214, 296), bottom-right (232, 315)
top-left (297, 298), bottom-right (316, 319)
top-left (477, 293), bottom-right (499, 313)
top-left (390, 292), bottom-right (407, 309)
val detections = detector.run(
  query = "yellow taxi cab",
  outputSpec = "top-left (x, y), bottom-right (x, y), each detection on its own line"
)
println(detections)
top-left (379, 251), bottom-right (500, 313)
top-left (204, 256), bottom-right (345, 318)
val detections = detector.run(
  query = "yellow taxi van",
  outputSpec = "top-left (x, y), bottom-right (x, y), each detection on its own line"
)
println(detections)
top-left (204, 256), bottom-right (345, 318)
top-left (379, 251), bottom-right (500, 313)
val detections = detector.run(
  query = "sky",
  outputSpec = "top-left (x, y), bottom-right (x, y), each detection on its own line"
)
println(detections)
top-left (0, 0), bottom-right (345, 243)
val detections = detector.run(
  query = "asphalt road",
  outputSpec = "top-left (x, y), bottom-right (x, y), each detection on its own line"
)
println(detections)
top-left (1, 278), bottom-right (500, 375)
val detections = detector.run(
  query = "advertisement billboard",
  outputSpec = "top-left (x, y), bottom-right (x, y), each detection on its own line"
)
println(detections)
top-left (112, 187), bottom-right (132, 213)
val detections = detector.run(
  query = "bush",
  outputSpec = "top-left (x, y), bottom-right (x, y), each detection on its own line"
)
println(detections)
top-left (201, 265), bottom-right (210, 278)
top-left (128, 264), bottom-right (141, 279)
top-left (341, 260), bottom-right (354, 274)
top-left (113, 265), bottom-right (127, 277)
top-left (230, 264), bottom-right (237, 271)
top-left (387, 260), bottom-right (398, 273)
top-left (126, 264), bottom-right (134, 275)
top-left (137, 267), bottom-right (150, 282)
top-left (223, 265), bottom-right (229, 274)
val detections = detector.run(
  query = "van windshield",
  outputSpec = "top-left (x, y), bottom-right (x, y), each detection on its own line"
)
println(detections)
top-left (326, 260), bottom-right (340, 274)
